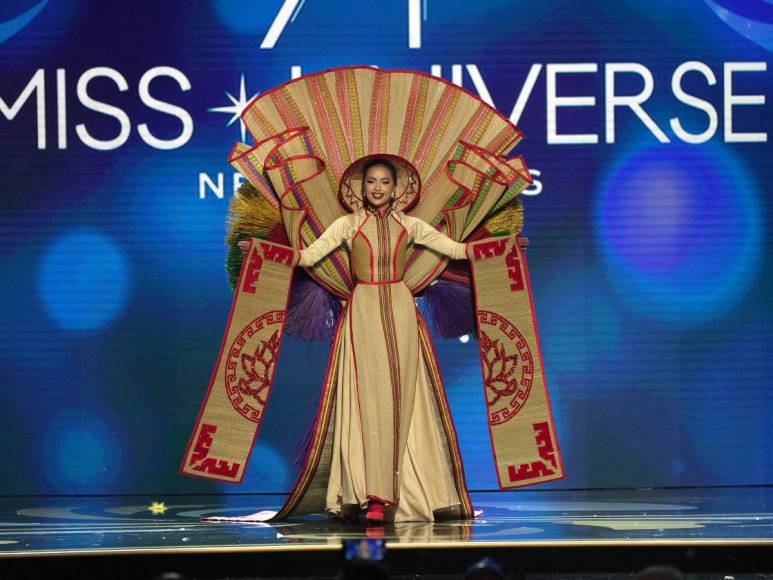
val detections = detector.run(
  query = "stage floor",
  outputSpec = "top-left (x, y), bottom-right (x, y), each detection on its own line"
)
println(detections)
top-left (0, 486), bottom-right (771, 557)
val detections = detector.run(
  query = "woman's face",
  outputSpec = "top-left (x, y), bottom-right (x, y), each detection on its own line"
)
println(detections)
top-left (363, 164), bottom-right (396, 209)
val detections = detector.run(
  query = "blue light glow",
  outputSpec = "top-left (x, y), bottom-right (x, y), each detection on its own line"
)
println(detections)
top-left (43, 408), bottom-right (121, 490)
top-left (38, 229), bottom-right (130, 331)
top-left (0, 0), bottom-right (49, 44)
top-left (212, 0), bottom-right (284, 35)
top-left (704, 0), bottom-right (773, 53)
top-left (538, 262), bottom-right (621, 375)
top-left (595, 143), bottom-right (763, 326)
top-left (222, 441), bottom-right (290, 492)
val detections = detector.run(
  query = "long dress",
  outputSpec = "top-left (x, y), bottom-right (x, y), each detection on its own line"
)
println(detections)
top-left (286, 206), bottom-right (473, 522)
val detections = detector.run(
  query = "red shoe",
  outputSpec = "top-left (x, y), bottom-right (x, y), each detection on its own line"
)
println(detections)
top-left (364, 500), bottom-right (385, 523)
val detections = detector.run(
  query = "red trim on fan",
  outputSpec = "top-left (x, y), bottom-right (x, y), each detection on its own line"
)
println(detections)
top-left (240, 66), bottom-right (524, 153)
top-left (285, 205), bottom-right (349, 299)
top-left (457, 140), bottom-right (533, 185)
top-left (228, 141), bottom-right (256, 163)
top-left (261, 128), bottom-right (353, 298)
top-left (228, 125), bottom-right (312, 163)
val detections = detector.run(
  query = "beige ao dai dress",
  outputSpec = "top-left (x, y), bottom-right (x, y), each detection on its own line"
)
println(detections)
top-left (298, 208), bottom-right (471, 522)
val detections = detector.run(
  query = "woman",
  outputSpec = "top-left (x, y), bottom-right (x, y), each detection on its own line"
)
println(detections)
top-left (300, 157), bottom-right (469, 523)
top-left (240, 156), bottom-right (472, 523)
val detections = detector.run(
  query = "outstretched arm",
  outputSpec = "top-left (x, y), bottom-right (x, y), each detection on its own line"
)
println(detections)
top-left (407, 215), bottom-right (467, 260)
top-left (298, 215), bottom-right (352, 267)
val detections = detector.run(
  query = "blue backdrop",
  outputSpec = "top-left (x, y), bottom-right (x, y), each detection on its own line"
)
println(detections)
top-left (1, 0), bottom-right (770, 494)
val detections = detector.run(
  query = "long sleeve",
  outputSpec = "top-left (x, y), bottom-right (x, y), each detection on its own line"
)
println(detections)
top-left (405, 215), bottom-right (467, 260)
top-left (298, 215), bottom-right (353, 267)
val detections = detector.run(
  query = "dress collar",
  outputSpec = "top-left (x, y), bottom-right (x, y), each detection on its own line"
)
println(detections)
top-left (365, 204), bottom-right (393, 218)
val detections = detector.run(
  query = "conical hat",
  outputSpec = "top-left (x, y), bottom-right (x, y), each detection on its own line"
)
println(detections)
top-left (338, 154), bottom-right (421, 213)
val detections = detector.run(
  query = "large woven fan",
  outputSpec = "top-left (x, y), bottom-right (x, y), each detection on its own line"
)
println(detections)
top-left (226, 66), bottom-right (531, 338)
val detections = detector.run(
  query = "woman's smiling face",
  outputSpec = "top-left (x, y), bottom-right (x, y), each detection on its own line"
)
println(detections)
top-left (363, 164), bottom-right (396, 209)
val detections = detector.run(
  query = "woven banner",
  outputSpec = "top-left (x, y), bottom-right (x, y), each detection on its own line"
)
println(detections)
top-left (180, 238), bottom-right (298, 483)
top-left (468, 236), bottom-right (564, 489)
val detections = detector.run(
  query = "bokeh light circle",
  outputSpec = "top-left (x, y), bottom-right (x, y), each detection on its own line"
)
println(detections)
top-left (595, 143), bottom-right (763, 326)
top-left (38, 229), bottom-right (130, 331)
top-left (43, 408), bottom-right (121, 490)
top-left (220, 441), bottom-right (289, 492)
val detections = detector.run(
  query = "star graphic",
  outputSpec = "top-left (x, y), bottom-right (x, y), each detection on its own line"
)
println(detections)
top-left (209, 74), bottom-right (259, 143)
top-left (148, 501), bottom-right (168, 515)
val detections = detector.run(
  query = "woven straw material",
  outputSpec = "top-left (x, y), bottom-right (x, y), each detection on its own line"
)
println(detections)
top-left (228, 66), bottom-right (532, 295)
top-left (468, 236), bottom-right (564, 488)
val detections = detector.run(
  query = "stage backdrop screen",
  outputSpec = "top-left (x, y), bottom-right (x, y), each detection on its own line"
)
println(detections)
top-left (0, 0), bottom-right (771, 494)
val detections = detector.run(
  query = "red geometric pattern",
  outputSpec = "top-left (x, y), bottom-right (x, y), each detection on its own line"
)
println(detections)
top-left (188, 423), bottom-right (241, 478)
top-left (477, 310), bottom-right (534, 425)
top-left (505, 242), bottom-right (524, 292)
top-left (471, 238), bottom-right (507, 260)
top-left (506, 421), bottom-right (558, 483)
top-left (225, 310), bottom-right (285, 423)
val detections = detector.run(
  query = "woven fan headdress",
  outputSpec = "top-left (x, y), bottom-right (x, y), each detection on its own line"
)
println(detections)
top-left (227, 66), bottom-right (532, 338)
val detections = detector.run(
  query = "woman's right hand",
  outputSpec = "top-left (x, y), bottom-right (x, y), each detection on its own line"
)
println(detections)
top-left (237, 240), bottom-right (250, 254)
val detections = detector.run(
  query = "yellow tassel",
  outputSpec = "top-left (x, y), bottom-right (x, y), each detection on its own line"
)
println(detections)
top-left (480, 197), bottom-right (524, 236)
top-left (226, 182), bottom-right (282, 245)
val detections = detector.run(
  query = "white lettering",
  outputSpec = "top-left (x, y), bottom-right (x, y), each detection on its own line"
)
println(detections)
top-left (547, 63), bottom-right (599, 145)
top-left (233, 172), bottom-right (246, 194)
top-left (466, 64), bottom-right (494, 107)
top-left (137, 66), bottom-right (193, 150)
top-left (75, 67), bottom-right (131, 151)
top-left (452, 64), bottom-right (463, 87)
top-left (508, 64), bottom-right (542, 126)
top-left (605, 63), bottom-right (669, 143)
top-left (408, 0), bottom-right (422, 49)
top-left (0, 69), bottom-right (46, 149)
top-left (199, 172), bottom-right (225, 199)
top-left (261, 0), bottom-right (301, 49)
top-left (724, 62), bottom-right (767, 143)
top-left (670, 61), bottom-right (718, 144)
top-left (57, 69), bottom-right (66, 149)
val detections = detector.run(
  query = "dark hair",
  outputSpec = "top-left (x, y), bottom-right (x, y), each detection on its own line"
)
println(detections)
top-left (362, 158), bottom-right (397, 184)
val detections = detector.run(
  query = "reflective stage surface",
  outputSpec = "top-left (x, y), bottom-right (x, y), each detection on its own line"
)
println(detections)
top-left (1, 486), bottom-right (771, 556)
